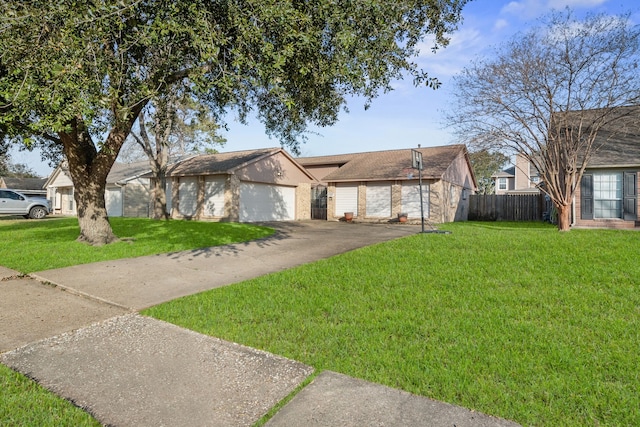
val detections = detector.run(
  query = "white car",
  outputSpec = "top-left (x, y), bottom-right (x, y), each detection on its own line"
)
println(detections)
top-left (0, 189), bottom-right (51, 219)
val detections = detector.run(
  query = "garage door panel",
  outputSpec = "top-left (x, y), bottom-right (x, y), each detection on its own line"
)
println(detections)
top-left (366, 183), bottom-right (391, 217)
top-left (240, 183), bottom-right (295, 222)
top-left (105, 188), bottom-right (122, 217)
top-left (179, 177), bottom-right (198, 217)
top-left (204, 177), bottom-right (225, 217)
top-left (402, 183), bottom-right (429, 218)
top-left (335, 184), bottom-right (358, 216)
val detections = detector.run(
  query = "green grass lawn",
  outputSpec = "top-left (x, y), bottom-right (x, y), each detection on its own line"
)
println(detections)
top-left (144, 222), bottom-right (640, 426)
top-left (0, 364), bottom-right (100, 427)
top-left (0, 216), bottom-right (273, 273)
top-left (0, 216), bottom-right (273, 425)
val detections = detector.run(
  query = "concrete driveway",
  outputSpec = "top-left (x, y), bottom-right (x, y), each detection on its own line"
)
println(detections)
top-left (31, 220), bottom-right (422, 310)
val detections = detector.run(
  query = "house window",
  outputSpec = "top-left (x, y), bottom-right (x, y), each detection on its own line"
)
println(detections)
top-left (498, 178), bottom-right (507, 190)
top-left (593, 172), bottom-right (623, 219)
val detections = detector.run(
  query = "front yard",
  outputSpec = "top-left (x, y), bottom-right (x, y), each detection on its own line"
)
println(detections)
top-left (1, 220), bottom-right (638, 425)
top-left (0, 216), bottom-right (273, 273)
top-left (144, 222), bottom-right (640, 426)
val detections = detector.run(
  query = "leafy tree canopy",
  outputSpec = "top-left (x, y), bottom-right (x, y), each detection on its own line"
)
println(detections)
top-left (0, 0), bottom-right (467, 244)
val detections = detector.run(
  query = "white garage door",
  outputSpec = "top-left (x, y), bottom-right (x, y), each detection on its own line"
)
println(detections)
top-left (335, 184), bottom-right (358, 216)
top-left (165, 180), bottom-right (172, 214)
top-left (179, 177), bottom-right (198, 217)
top-left (204, 176), bottom-right (225, 217)
top-left (240, 182), bottom-right (295, 222)
top-left (366, 183), bottom-right (391, 217)
top-left (105, 187), bottom-right (122, 217)
top-left (402, 183), bottom-right (429, 218)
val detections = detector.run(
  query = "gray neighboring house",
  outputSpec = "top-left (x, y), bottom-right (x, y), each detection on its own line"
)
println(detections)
top-left (164, 148), bottom-right (316, 222)
top-left (0, 177), bottom-right (47, 197)
top-left (575, 131), bottom-right (640, 229)
top-left (298, 145), bottom-right (477, 223)
top-left (45, 161), bottom-right (151, 217)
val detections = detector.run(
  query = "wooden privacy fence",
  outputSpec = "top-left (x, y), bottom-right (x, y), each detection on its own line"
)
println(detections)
top-left (469, 194), bottom-right (547, 221)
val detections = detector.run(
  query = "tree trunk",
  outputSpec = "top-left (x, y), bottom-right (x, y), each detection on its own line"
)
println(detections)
top-left (74, 178), bottom-right (118, 245)
top-left (152, 174), bottom-right (169, 220)
top-left (556, 204), bottom-right (572, 231)
top-left (58, 110), bottom-right (144, 245)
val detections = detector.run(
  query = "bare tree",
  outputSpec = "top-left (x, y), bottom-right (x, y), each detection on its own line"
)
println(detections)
top-left (447, 9), bottom-right (640, 230)
top-left (126, 87), bottom-right (226, 219)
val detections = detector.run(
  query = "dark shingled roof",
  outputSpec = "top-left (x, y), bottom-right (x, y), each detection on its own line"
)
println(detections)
top-left (107, 161), bottom-right (151, 183)
top-left (320, 145), bottom-right (468, 182)
top-left (0, 177), bottom-right (47, 190)
top-left (588, 130), bottom-right (640, 168)
top-left (167, 148), bottom-right (281, 176)
top-left (296, 153), bottom-right (360, 167)
top-left (566, 105), bottom-right (640, 168)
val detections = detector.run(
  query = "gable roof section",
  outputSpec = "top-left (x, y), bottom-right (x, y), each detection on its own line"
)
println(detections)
top-left (0, 177), bottom-right (47, 190)
top-left (45, 161), bottom-right (152, 188)
top-left (108, 161), bottom-right (152, 184)
top-left (492, 166), bottom-right (515, 179)
top-left (166, 148), bottom-right (317, 181)
top-left (296, 153), bottom-right (360, 167)
top-left (560, 105), bottom-right (640, 168)
top-left (320, 145), bottom-right (469, 182)
top-left (587, 129), bottom-right (640, 168)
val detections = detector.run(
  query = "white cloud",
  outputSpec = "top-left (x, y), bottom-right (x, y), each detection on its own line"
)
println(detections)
top-left (416, 27), bottom-right (486, 78)
top-left (547, 0), bottom-right (608, 8)
top-left (493, 19), bottom-right (510, 31)
top-left (502, 0), bottom-right (610, 19)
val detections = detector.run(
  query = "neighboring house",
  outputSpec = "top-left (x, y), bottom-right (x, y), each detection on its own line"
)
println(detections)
top-left (492, 153), bottom-right (541, 195)
top-left (574, 134), bottom-right (640, 229)
top-left (164, 148), bottom-right (316, 222)
top-left (0, 177), bottom-right (47, 197)
top-left (297, 145), bottom-right (477, 223)
top-left (45, 161), bottom-right (151, 217)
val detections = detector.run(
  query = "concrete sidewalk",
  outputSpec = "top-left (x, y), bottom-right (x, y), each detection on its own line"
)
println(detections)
top-left (1, 221), bottom-right (521, 426)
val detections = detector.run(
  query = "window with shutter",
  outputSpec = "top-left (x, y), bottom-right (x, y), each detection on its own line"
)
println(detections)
top-left (623, 172), bottom-right (637, 221)
top-left (580, 174), bottom-right (593, 220)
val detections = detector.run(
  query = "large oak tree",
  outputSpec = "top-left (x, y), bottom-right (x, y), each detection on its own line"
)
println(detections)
top-left (447, 10), bottom-right (640, 230)
top-left (0, 0), bottom-right (467, 245)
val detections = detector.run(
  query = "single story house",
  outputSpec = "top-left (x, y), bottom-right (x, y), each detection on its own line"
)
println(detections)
top-left (164, 148), bottom-right (316, 222)
top-left (0, 177), bottom-right (47, 197)
top-left (297, 145), bottom-right (477, 223)
top-left (575, 132), bottom-right (640, 229)
top-left (45, 161), bottom-right (151, 217)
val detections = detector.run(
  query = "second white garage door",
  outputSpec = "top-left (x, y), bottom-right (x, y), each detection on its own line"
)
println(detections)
top-left (240, 182), bottom-right (295, 222)
top-left (105, 187), bottom-right (123, 217)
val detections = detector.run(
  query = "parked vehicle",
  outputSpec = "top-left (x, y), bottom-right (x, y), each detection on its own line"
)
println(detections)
top-left (0, 189), bottom-right (51, 219)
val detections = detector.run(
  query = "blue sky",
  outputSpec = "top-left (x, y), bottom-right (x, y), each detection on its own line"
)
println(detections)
top-left (12, 0), bottom-right (640, 176)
